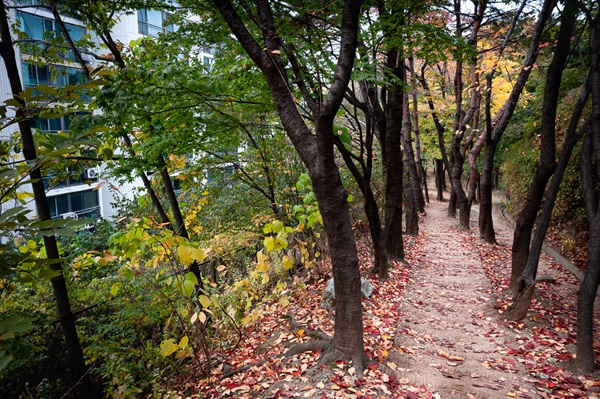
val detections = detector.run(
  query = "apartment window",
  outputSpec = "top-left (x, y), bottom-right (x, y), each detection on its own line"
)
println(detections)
top-left (18, 12), bottom-right (85, 60)
top-left (203, 56), bottom-right (213, 71)
top-left (48, 189), bottom-right (100, 219)
top-left (138, 8), bottom-right (175, 37)
top-left (23, 63), bottom-right (85, 89)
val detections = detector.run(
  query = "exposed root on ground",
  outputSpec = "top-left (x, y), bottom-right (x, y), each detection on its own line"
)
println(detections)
top-left (504, 280), bottom-right (535, 320)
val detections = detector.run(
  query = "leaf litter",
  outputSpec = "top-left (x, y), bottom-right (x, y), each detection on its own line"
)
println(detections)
top-left (175, 192), bottom-right (599, 398)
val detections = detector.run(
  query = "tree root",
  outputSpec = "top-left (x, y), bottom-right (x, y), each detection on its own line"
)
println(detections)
top-left (283, 312), bottom-right (331, 357)
top-left (285, 312), bottom-right (331, 341)
top-left (504, 281), bottom-right (535, 321)
top-left (317, 345), bottom-right (369, 378)
top-left (284, 339), bottom-right (331, 358)
top-left (221, 360), bottom-right (265, 379)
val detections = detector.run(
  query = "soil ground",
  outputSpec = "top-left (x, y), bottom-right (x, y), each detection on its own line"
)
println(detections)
top-left (188, 175), bottom-right (600, 398)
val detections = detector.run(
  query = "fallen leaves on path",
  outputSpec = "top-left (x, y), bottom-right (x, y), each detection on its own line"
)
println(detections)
top-left (176, 200), bottom-right (599, 399)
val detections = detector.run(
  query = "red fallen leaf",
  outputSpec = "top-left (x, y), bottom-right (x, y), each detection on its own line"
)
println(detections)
top-left (367, 363), bottom-right (379, 370)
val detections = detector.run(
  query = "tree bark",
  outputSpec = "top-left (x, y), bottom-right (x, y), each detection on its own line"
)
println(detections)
top-left (402, 76), bottom-right (425, 213)
top-left (435, 159), bottom-right (444, 201)
top-left (479, 0), bottom-right (557, 244)
top-left (0, 5), bottom-right (98, 397)
top-left (383, 48), bottom-right (405, 261)
top-left (509, 0), bottom-right (576, 292)
top-left (213, 0), bottom-right (368, 372)
top-left (577, 10), bottom-right (600, 372)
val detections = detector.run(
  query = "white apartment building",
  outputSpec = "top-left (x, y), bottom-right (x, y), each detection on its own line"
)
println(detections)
top-left (0, 1), bottom-right (213, 222)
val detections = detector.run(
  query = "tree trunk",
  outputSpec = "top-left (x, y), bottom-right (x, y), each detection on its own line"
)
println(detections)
top-left (213, 0), bottom-right (368, 372)
top-left (479, 0), bottom-right (557, 246)
top-left (404, 163), bottom-right (419, 236)
top-left (435, 159), bottom-right (444, 201)
top-left (509, 0), bottom-right (576, 292)
top-left (577, 11), bottom-right (600, 373)
top-left (0, 5), bottom-right (98, 397)
top-left (404, 60), bottom-right (425, 213)
top-left (383, 48), bottom-right (405, 261)
top-left (409, 55), bottom-right (428, 205)
top-left (335, 143), bottom-right (389, 278)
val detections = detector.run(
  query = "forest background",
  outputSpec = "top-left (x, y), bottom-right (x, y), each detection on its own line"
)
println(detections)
top-left (0, 0), bottom-right (599, 398)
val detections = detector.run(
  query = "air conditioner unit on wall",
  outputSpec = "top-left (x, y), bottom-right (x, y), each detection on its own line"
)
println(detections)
top-left (85, 168), bottom-right (99, 179)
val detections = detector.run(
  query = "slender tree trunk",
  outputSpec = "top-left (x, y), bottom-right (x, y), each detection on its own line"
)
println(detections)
top-left (505, 111), bottom-right (590, 320)
top-left (577, 11), bottom-right (600, 372)
top-left (409, 55), bottom-right (427, 205)
top-left (509, 0), bottom-right (576, 291)
top-left (0, 5), bottom-right (98, 397)
top-left (404, 161), bottom-right (419, 236)
top-left (480, 90), bottom-right (497, 243)
top-left (435, 159), bottom-right (444, 201)
top-left (479, 0), bottom-right (557, 245)
top-left (335, 143), bottom-right (389, 278)
top-left (403, 61), bottom-right (425, 213)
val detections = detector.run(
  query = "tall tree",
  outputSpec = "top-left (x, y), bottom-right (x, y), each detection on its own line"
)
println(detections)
top-left (0, 4), bottom-right (98, 397)
top-left (508, 0), bottom-right (577, 291)
top-left (478, 0), bottom-right (557, 245)
top-left (209, 0), bottom-right (369, 372)
top-left (577, 6), bottom-right (600, 373)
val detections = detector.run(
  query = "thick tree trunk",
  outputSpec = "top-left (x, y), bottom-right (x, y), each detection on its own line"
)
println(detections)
top-left (509, 0), bottom-right (576, 292)
top-left (214, 0), bottom-right (368, 372)
top-left (383, 48), bottom-right (405, 261)
top-left (0, 5), bottom-right (98, 397)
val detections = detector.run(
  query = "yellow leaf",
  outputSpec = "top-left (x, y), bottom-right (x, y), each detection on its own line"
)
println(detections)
top-left (264, 236), bottom-right (275, 252)
top-left (199, 295), bottom-right (211, 308)
top-left (159, 339), bottom-right (178, 357)
top-left (282, 255), bottom-right (294, 270)
top-left (298, 329), bottom-right (304, 336)
top-left (177, 245), bottom-right (193, 265)
top-left (178, 335), bottom-right (189, 348)
top-left (175, 347), bottom-right (192, 360)
top-left (279, 296), bottom-right (290, 308)
top-left (191, 247), bottom-right (206, 263)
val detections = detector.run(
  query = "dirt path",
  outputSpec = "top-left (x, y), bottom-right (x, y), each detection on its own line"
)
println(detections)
top-left (381, 191), bottom-right (539, 398)
top-left (195, 179), bottom-right (598, 398)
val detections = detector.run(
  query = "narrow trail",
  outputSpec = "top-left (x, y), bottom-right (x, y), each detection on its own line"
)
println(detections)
top-left (194, 178), bottom-right (598, 398)
top-left (382, 192), bottom-right (539, 398)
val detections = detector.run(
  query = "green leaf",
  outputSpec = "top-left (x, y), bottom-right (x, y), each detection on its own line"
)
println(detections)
top-left (0, 350), bottom-right (13, 372)
top-left (110, 282), bottom-right (121, 296)
top-left (185, 271), bottom-right (198, 285)
top-left (183, 279), bottom-right (195, 297)
top-left (272, 220), bottom-right (284, 233)
top-left (199, 295), bottom-right (211, 308)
